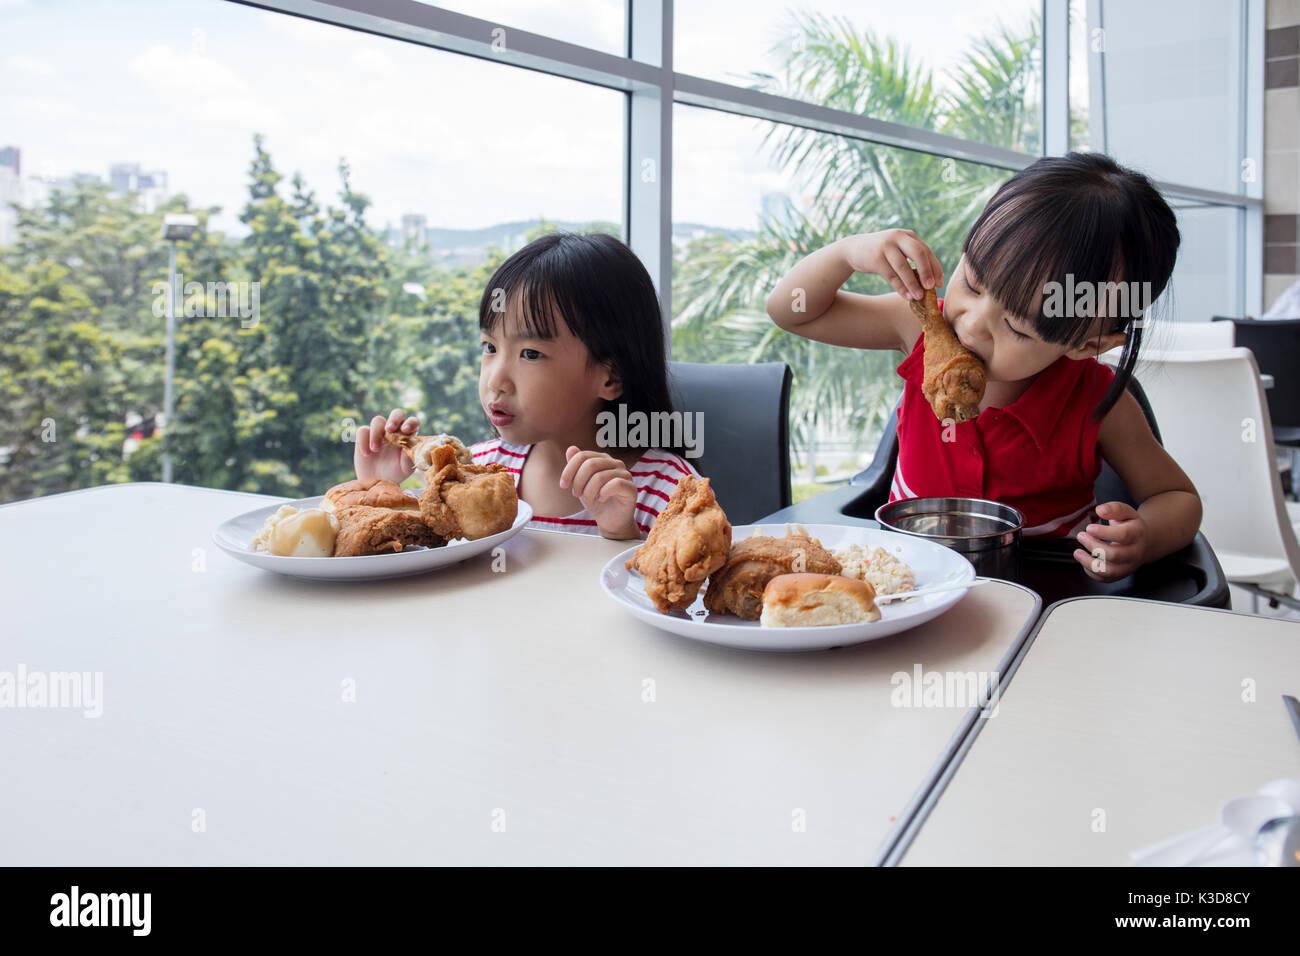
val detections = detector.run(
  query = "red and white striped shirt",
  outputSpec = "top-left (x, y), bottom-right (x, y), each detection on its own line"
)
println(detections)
top-left (468, 438), bottom-right (698, 537)
top-left (887, 298), bottom-right (1117, 539)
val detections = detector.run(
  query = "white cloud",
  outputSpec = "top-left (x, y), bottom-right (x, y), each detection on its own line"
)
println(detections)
top-left (5, 54), bottom-right (53, 75)
top-left (127, 44), bottom-right (250, 97)
top-left (350, 47), bottom-right (398, 79)
top-left (197, 95), bottom-right (283, 130)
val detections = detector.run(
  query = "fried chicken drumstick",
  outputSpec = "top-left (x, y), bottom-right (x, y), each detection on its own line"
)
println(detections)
top-left (626, 476), bottom-right (732, 614)
top-left (384, 430), bottom-right (473, 471)
top-left (909, 271), bottom-right (986, 422)
top-left (418, 445), bottom-right (518, 541)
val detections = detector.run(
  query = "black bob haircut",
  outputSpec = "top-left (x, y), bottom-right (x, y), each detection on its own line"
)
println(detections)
top-left (962, 151), bottom-right (1180, 424)
top-left (477, 232), bottom-right (681, 454)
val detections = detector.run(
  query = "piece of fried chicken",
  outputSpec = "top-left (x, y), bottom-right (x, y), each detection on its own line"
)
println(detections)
top-left (703, 533), bottom-right (842, 621)
top-left (323, 476), bottom-right (420, 514)
top-left (625, 475), bottom-right (732, 614)
top-left (334, 505), bottom-right (447, 557)
top-left (418, 444), bottom-right (518, 540)
top-left (384, 430), bottom-right (473, 471)
top-left (909, 270), bottom-right (986, 422)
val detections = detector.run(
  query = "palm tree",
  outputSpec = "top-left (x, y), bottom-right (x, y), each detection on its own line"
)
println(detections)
top-left (672, 9), bottom-right (1041, 484)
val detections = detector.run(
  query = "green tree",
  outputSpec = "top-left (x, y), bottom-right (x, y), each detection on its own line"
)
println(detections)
top-left (0, 257), bottom-right (128, 500)
top-left (673, 10), bottom-right (1040, 478)
top-left (232, 136), bottom-right (390, 495)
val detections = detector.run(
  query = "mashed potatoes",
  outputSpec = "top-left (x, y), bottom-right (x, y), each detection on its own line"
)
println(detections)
top-left (833, 544), bottom-right (916, 596)
top-left (251, 505), bottom-right (339, 557)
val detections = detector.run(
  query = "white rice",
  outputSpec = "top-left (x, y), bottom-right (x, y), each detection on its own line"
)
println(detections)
top-left (833, 544), bottom-right (916, 596)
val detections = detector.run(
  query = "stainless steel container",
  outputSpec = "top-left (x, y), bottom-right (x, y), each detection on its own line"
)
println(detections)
top-left (874, 497), bottom-right (1024, 580)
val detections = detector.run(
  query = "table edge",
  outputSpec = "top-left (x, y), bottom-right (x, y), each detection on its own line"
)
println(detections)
top-left (867, 578), bottom-right (1043, 866)
top-left (879, 593), bottom-right (1300, 866)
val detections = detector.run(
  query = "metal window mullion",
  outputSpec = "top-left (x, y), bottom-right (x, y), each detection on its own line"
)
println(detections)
top-left (672, 73), bottom-right (1035, 172)
top-left (1043, 0), bottom-right (1070, 156)
top-left (1085, 0), bottom-right (1107, 153)
top-left (1242, 0), bottom-right (1264, 316)
top-left (626, 1), bottom-right (672, 349)
top-left (232, 0), bottom-right (662, 90)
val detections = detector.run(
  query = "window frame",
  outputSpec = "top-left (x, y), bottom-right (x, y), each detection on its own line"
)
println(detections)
top-left (229, 0), bottom-right (1266, 328)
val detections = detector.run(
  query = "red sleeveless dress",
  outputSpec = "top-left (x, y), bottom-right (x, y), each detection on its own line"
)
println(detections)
top-left (887, 298), bottom-right (1117, 538)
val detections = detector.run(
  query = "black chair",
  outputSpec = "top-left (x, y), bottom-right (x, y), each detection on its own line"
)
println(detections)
top-left (1214, 316), bottom-right (1300, 497)
top-left (755, 375), bottom-right (1230, 608)
top-left (667, 361), bottom-right (792, 525)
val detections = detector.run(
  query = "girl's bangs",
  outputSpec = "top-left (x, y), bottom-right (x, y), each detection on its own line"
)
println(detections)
top-left (479, 273), bottom-right (566, 342)
top-left (964, 193), bottom-right (1122, 350)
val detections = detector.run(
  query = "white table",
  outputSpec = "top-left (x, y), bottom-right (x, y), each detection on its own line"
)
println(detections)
top-left (891, 596), bottom-right (1300, 866)
top-left (1, 483), bottom-right (1041, 865)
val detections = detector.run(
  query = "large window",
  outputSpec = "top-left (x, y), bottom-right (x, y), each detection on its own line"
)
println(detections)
top-left (0, 0), bottom-right (622, 502)
top-left (675, 0), bottom-right (1043, 154)
top-left (0, 0), bottom-right (1264, 505)
top-left (672, 104), bottom-right (1010, 490)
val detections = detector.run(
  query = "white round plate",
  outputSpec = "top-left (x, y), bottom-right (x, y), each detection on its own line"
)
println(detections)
top-left (213, 495), bottom-right (533, 581)
top-left (602, 523), bottom-right (977, 652)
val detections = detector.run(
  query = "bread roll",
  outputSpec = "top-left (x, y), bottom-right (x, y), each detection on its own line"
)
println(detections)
top-left (759, 573), bottom-right (881, 628)
top-left (322, 477), bottom-right (419, 513)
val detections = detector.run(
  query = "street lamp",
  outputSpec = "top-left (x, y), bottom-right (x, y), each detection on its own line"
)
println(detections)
top-left (158, 212), bottom-right (198, 483)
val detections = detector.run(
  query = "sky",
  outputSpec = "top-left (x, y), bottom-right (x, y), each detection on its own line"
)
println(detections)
top-left (1, 0), bottom-right (1039, 237)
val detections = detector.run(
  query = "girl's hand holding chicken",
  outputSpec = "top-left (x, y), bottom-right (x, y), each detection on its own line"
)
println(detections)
top-left (840, 228), bottom-right (945, 301)
top-left (559, 446), bottom-right (638, 539)
top-left (354, 409), bottom-right (419, 485)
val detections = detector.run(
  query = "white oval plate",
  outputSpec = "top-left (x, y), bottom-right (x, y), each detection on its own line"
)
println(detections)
top-left (602, 523), bottom-right (977, 652)
top-left (213, 495), bottom-right (533, 581)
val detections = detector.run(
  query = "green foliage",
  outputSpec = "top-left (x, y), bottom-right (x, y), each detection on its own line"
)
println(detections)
top-left (0, 258), bottom-right (128, 499)
top-left (1, 135), bottom-right (499, 503)
top-left (672, 10), bottom-right (1041, 459)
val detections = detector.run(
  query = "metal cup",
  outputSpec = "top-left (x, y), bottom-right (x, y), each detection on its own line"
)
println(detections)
top-left (875, 497), bottom-right (1024, 581)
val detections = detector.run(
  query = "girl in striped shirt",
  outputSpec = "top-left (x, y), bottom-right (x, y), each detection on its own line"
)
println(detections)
top-left (354, 232), bottom-right (697, 539)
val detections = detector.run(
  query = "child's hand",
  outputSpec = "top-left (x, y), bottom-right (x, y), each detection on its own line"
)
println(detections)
top-left (841, 229), bottom-right (944, 300)
top-left (354, 409), bottom-right (418, 485)
top-left (1073, 501), bottom-right (1148, 582)
top-left (559, 445), bottom-right (638, 539)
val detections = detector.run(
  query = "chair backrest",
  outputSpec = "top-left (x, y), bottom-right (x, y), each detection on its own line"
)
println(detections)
top-left (1119, 347), bottom-right (1300, 570)
top-left (667, 361), bottom-right (792, 524)
top-left (1223, 318), bottom-right (1300, 430)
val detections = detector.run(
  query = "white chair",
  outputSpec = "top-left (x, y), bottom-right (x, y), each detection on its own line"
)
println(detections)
top-left (1101, 347), bottom-right (1300, 613)
top-left (1099, 319), bottom-right (1234, 364)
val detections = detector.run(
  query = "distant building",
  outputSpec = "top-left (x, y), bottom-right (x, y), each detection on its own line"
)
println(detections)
top-left (0, 147), bottom-right (169, 245)
top-left (109, 161), bottom-right (171, 212)
top-left (400, 212), bottom-right (427, 245)
top-left (0, 166), bottom-right (20, 246)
